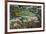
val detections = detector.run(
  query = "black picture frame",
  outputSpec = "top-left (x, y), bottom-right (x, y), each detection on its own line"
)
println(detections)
top-left (5, 0), bottom-right (45, 34)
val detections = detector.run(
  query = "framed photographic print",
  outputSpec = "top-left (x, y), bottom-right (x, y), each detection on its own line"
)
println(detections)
top-left (5, 1), bottom-right (45, 34)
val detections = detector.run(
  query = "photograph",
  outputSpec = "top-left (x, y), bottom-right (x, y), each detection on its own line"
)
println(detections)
top-left (10, 5), bottom-right (41, 29)
top-left (7, 2), bottom-right (44, 32)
